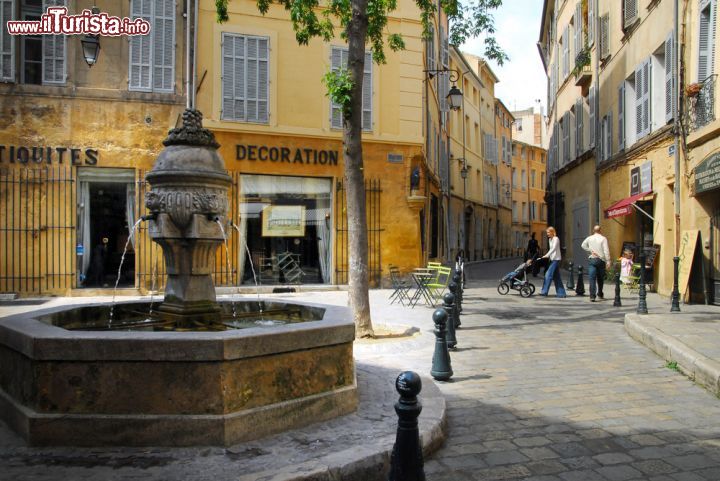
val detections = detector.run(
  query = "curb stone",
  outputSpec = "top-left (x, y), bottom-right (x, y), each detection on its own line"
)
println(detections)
top-left (625, 314), bottom-right (720, 396)
top-left (236, 372), bottom-right (446, 481)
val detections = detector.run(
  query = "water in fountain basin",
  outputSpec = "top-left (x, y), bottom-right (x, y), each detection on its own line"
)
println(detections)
top-left (232, 221), bottom-right (263, 315)
top-left (216, 220), bottom-right (237, 319)
top-left (109, 218), bottom-right (144, 326)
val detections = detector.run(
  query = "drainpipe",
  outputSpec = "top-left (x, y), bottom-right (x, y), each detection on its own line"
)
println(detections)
top-left (674, 0), bottom-right (681, 255)
top-left (193, 0), bottom-right (199, 108)
top-left (185, 0), bottom-right (191, 109)
top-left (593, 0), bottom-right (600, 224)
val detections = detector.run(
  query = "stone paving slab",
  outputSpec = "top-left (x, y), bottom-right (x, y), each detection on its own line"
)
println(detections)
top-left (625, 314), bottom-right (720, 396)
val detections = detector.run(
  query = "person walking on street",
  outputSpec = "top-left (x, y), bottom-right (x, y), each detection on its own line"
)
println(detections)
top-left (581, 225), bottom-right (611, 302)
top-left (524, 233), bottom-right (539, 262)
top-left (538, 226), bottom-right (567, 298)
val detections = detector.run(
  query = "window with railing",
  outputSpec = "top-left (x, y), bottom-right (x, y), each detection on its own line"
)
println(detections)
top-left (686, 75), bottom-right (717, 131)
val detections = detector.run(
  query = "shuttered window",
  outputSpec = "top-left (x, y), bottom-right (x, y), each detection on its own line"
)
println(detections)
top-left (575, 98), bottom-right (583, 157)
top-left (588, 0), bottom-right (595, 46)
top-left (698, 0), bottom-right (717, 82)
top-left (635, 59), bottom-right (651, 138)
top-left (42, 0), bottom-right (66, 84)
top-left (129, 0), bottom-right (175, 92)
top-left (562, 26), bottom-right (569, 79)
top-left (623, 0), bottom-right (638, 29)
top-left (618, 82), bottom-right (625, 150)
top-left (330, 47), bottom-right (372, 130)
top-left (599, 14), bottom-right (610, 60)
top-left (589, 85), bottom-right (596, 148)
top-left (222, 34), bottom-right (269, 123)
top-left (664, 31), bottom-right (675, 123)
top-left (0, 0), bottom-right (14, 82)
top-left (574, 3), bottom-right (583, 65)
top-left (562, 112), bottom-right (570, 165)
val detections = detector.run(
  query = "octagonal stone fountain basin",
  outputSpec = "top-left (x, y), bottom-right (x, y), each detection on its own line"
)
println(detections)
top-left (0, 300), bottom-right (357, 447)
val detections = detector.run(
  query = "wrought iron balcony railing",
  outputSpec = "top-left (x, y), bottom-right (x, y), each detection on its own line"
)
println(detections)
top-left (686, 74), bottom-right (717, 132)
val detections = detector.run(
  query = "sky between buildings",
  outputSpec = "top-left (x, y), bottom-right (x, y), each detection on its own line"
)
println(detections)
top-left (461, 0), bottom-right (548, 115)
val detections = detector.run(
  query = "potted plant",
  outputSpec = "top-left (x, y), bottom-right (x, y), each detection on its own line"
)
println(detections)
top-left (686, 82), bottom-right (702, 97)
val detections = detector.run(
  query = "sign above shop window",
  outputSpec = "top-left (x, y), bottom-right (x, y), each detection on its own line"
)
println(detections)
top-left (0, 145), bottom-right (98, 166)
top-left (694, 152), bottom-right (720, 195)
top-left (236, 145), bottom-right (339, 166)
top-left (630, 162), bottom-right (652, 196)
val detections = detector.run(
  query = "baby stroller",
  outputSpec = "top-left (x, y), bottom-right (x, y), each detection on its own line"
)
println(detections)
top-left (497, 260), bottom-right (536, 297)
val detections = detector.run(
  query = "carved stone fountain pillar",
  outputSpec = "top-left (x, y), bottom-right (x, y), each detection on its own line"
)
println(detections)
top-left (145, 109), bottom-right (231, 325)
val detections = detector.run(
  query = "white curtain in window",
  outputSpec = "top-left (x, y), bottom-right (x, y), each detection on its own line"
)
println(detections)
top-left (78, 181), bottom-right (92, 281)
top-left (316, 201), bottom-right (331, 283)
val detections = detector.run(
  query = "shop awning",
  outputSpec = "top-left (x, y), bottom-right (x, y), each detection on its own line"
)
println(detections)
top-left (604, 191), bottom-right (652, 219)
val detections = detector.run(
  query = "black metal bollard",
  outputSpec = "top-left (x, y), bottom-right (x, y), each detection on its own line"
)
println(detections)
top-left (388, 371), bottom-right (425, 481)
top-left (566, 261), bottom-right (575, 290)
top-left (637, 253), bottom-right (648, 314)
top-left (453, 268), bottom-right (463, 315)
top-left (444, 291), bottom-right (457, 349)
top-left (575, 265), bottom-right (585, 296)
top-left (613, 262), bottom-right (622, 307)
top-left (430, 308), bottom-right (453, 381)
top-left (671, 256), bottom-right (681, 312)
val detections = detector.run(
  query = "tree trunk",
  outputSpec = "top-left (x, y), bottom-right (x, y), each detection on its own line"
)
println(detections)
top-left (344, 0), bottom-right (373, 338)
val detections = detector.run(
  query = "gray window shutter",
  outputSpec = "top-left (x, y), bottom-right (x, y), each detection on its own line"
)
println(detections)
top-left (665, 31), bottom-right (674, 123)
top-left (623, 0), bottom-right (638, 28)
top-left (362, 51), bottom-right (372, 130)
top-left (42, 0), bottom-right (66, 85)
top-left (589, 85), bottom-right (596, 148)
top-left (600, 14), bottom-right (610, 60)
top-left (607, 111), bottom-right (613, 159)
top-left (221, 34), bottom-right (240, 120)
top-left (258, 38), bottom-right (269, 123)
top-left (562, 112), bottom-right (570, 164)
top-left (575, 3), bottom-right (583, 61)
top-left (130, 0), bottom-right (152, 91)
top-left (618, 82), bottom-right (625, 150)
top-left (575, 99), bottom-right (582, 156)
top-left (152, 0), bottom-right (175, 92)
top-left (330, 47), bottom-right (343, 128)
top-left (588, 0), bottom-right (595, 46)
top-left (244, 36), bottom-right (269, 123)
top-left (640, 59), bottom-right (651, 136)
top-left (698, 0), bottom-right (716, 81)
top-left (1, 0), bottom-right (15, 82)
top-left (562, 26), bottom-right (569, 78)
top-left (635, 63), bottom-right (644, 138)
top-left (439, 70), bottom-right (449, 112)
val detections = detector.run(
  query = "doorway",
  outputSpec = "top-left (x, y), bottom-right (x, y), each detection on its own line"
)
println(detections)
top-left (571, 200), bottom-right (589, 269)
top-left (77, 168), bottom-right (136, 288)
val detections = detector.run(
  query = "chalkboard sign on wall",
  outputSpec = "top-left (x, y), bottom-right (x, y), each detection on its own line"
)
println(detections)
top-left (643, 244), bottom-right (660, 268)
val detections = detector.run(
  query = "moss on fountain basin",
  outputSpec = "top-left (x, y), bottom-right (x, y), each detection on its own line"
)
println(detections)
top-left (0, 300), bottom-right (357, 447)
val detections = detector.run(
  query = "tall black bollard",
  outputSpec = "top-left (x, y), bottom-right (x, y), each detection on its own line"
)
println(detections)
top-left (444, 291), bottom-right (457, 349)
top-left (430, 308), bottom-right (453, 381)
top-left (575, 266), bottom-right (585, 296)
top-left (388, 371), bottom-right (425, 481)
top-left (566, 261), bottom-right (575, 290)
top-left (613, 263), bottom-right (622, 307)
top-left (453, 268), bottom-right (463, 315)
top-left (637, 253), bottom-right (648, 314)
top-left (451, 273), bottom-right (462, 327)
top-left (671, 256), bottom-right (681, 312)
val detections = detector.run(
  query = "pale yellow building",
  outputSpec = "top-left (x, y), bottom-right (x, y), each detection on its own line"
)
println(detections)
top-left (540, 0), bottom-right (720, 303)
top-left (495, 99), bottom-right (514, 257)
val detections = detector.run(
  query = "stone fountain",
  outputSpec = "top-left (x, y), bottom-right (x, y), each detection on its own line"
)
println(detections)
top-left (0, 110), bottom-right (357, 446)
top-left (144, 109), bottom-right (231, 326)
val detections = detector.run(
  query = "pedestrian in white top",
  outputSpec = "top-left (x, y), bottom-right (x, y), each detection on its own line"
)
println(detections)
top-left (538, 226), bottom-right (567, 297)
top-left (581, 225), bottom-right (611, 301)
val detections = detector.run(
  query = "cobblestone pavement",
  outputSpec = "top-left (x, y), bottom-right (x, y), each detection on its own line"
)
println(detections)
top-left (422, 259), bottom-right (720, 481)
top-left (1, 258), bottom-right (720, 480)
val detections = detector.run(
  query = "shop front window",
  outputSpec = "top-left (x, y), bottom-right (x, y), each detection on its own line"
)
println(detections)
top-left (237, 174), bottom-right (332, 285)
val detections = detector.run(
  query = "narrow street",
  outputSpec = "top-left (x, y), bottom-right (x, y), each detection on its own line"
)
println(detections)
top-left (423, 258), bottom-right (720, 480)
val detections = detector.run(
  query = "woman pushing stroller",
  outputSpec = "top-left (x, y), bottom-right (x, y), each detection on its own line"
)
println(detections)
top-left (537, 226), bottom-right (567, 298)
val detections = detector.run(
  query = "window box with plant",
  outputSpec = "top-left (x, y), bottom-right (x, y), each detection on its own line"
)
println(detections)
top-left (573, 48), bottom-right (592, 87)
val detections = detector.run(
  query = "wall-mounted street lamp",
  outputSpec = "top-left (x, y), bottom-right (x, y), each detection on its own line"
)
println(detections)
top-left (80, 7), bottom-right (101, 67)
top-left (425, 68), bottom-right (463, 111)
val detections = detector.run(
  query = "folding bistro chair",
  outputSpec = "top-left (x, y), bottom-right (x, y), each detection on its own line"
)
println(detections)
top-left (388, 265), bottom-right (411, 306)
top-left (425, 266), bottom-right (452, 306)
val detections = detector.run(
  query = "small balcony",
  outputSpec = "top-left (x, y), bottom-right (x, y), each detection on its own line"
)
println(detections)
top-left (573, 49), bottom-right (592, 88)
top-left (686, 75), bottom-right (717, 132)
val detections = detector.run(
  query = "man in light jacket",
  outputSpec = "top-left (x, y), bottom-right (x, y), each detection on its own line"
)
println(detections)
top-left (581, 225), bottom-right (611, 302)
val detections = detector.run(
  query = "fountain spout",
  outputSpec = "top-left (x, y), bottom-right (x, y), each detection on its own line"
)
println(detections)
top-left (144, 109), bottom-right (231, 326)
